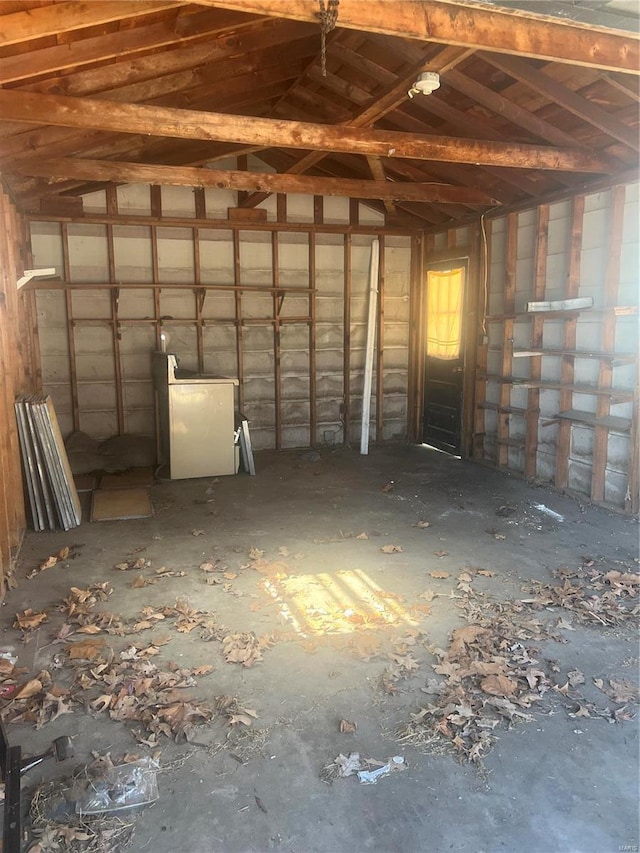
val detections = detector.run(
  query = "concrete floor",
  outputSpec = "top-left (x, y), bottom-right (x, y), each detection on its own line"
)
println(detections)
top-left (5, 444), bottom-right (639, 853)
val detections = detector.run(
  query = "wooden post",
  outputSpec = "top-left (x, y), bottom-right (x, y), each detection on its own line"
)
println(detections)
top-left (555, 195), bottom-right (584, 490)
top-left (61, 222), bottom-right (80, 432)
top-left (525, 204), bottom-right (549, 478)
top-left (498, 213), bottom-right (517, 468)
top-left (309, 228), bottom-right (317, 447)
top-left (473, 218), bottom-right (491, 460)
top-left (193, 190), bottom-right (206, 374)
top-left (591, 185), bottom-right (625, 502)
top-left (150, 186), bottom-right (162, 350)
top-left (233, 229), bottom-right (244, 413)
top-left (106, 186), bottom-right (124, 434)
top-left (461, 223), bottom-right (480, 460)
top-left (272, 230), bottom-right (282, 450)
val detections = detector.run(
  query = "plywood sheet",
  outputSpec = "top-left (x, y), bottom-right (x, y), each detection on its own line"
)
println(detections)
top-left (91, 487), bottom-right (153, 522)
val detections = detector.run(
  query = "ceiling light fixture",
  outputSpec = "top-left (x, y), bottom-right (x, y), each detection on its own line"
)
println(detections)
top-left (408, 71), bottom-right (440, 98)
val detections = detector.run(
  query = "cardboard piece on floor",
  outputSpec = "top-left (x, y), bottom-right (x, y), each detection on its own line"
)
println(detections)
top-left (74, 474), bottom-right (96, 493)
top-left (91, 487), bottom-right (153, 522)
top-left (99, 467), bottom-right (154, 490)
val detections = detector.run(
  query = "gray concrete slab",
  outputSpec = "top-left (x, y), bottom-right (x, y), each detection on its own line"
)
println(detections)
top-left (5, 445), bottom-right (639, 853)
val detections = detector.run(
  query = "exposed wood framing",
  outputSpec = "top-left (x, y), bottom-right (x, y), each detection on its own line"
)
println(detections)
top-left (0, 91), bottom-right (610, 173)
top-left (461, 225), bottom-right (480, 460)
top-left (497, 213), bottom-right (518, 467)
top-left (0, 188), bottom-right (32, 590)
top-left (232, 229), bottom-right (245, 413)
top-left (591, 185), bottom-right (625, 501)
top-left (524, 204), bottom-right (549, 478)
top-left (106, 187), bottom-right (124, 434)
top-left (554, 195), bottom-right (585, 490)
top-left (61, 223), bottom-right (80, 432)
top-left (481, 53), bottom-right (640, 151)
top-left (193, 0), bottom-right (640, 74)
top-left (0, 2), bottom-right (181, 48)
top-left (407, 233), bottom-right (425, 443)
top-left (473, 219), bottom-right (490, 460)
top-left (309, 208), bottom-right (318, 447)
top-left (7, 157), bottom-right (500, 205)
top-left (272, 229), bottom-right (281, 450)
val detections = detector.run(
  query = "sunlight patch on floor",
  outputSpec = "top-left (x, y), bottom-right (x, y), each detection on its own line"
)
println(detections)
top-left (260, 569), bottom-right (419, 638)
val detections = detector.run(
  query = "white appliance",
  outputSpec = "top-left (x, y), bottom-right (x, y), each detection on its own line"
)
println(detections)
top-left (152, 352), bottom-right (239, 479)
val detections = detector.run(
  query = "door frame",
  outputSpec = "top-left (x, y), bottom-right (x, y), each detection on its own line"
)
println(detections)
top-left (413, 244), bottom-right (478, 459)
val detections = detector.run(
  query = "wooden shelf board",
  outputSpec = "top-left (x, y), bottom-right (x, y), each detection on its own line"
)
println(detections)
top-left (556, 409), bottom-right (632, 432)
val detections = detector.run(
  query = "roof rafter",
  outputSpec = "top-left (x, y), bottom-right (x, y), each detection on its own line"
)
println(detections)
top-left (0, 89), bottom-right (610, 173)
top-left (480, 53), bottom-right (640, 151)
top-left (190, 0), bottom-right (640, 74)
top-left (0, 1), bottom-right (182, 47)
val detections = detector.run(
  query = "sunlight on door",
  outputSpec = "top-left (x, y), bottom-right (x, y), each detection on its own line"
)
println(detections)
top-left (426, 267), bottom-right (464, 360)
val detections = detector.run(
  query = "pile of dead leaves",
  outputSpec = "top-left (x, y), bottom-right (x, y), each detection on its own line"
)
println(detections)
top-left (398, 559), bottom-right (639, 764)
top-left (525, 563), bottom-right (640, 628)
top-left (222, 632), bottom-right (274, 668)
top-left (397, 623), bottom-right (553, 763)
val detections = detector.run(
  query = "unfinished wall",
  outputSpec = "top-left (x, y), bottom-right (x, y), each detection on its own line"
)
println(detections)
top-left (30, 169), bottom-right (413, 452)
top-left (474, 182), bottom-right (639, 512)
top-left (0, 184), bottom-right (41, 590)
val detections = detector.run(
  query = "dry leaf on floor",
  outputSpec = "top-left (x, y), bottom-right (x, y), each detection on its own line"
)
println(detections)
top-left (356, 532), bottom-right (369, 540)
top-left (477, 569), bottom-right (495, 577)
top-left (604, 571), bottom-right (640, 586)
top-left (494, 534), bottom-right (506, 541)
top-left (419, 590), bottom-right (436, 602)
top-left (222, 633), bottom-right (265, 667)
top-left (416, 520), bottom-right (431, 528)
top-left (199, 561), bottom-right (217, 573)
top-left (458, 572), bottom-right (473, 583)
top-left (434, 551), bottom-right (449, 558)
top-left (480, 674), bottom-right (518, 697)
top-left (191, 529), bottom-right (205, 537)
top-left (130, 575), bottom-right (156, 589)
top-left (567, 669), bottom-right (585, 687)
top-left (380, 545), bottom-right (403, 554)
top-left (14, 678), bottom-right (43, 700)
top-left (14, 609), bottom-right (48, 630)
top-left (67, 638), bottom-right (106, 660)
top-left (278, 546), bottom-right (290, 557)
top-left (594, 678), bottom-right (638, 703)
top-left (340, 719), bottom-right (357, 733)
top-left (249, 547), bottom-right (264, 560)
top-left (76, 624), bottom-right (102, 634)
top-left (429, 571), bottom-right (450, 579)
top-left (223, 572), bottom-right (237, 580)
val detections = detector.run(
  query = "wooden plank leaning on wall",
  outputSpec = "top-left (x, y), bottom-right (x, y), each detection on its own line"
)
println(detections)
top-left (0, 187), bottom-right (40, 595)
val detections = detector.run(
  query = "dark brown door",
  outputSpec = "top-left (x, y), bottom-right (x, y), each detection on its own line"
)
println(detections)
top-left (422, 262), bottom-right (466, 454)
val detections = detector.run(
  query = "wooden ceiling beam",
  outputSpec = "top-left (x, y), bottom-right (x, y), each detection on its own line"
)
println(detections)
top-left (239, 44), bottom-right (473, 208)
top-left (0, 1), bottom-right (182, 48)
top-left (191, 0), bottom-right (640, 74)
top-left (480, 53), bottom-right (640, 152)
top-left (0, 9), bottom-right (264, 85)
top-left (6, 157), bottom-right (500, 205)
top-left (0, 90), bottom-right (609, 172)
